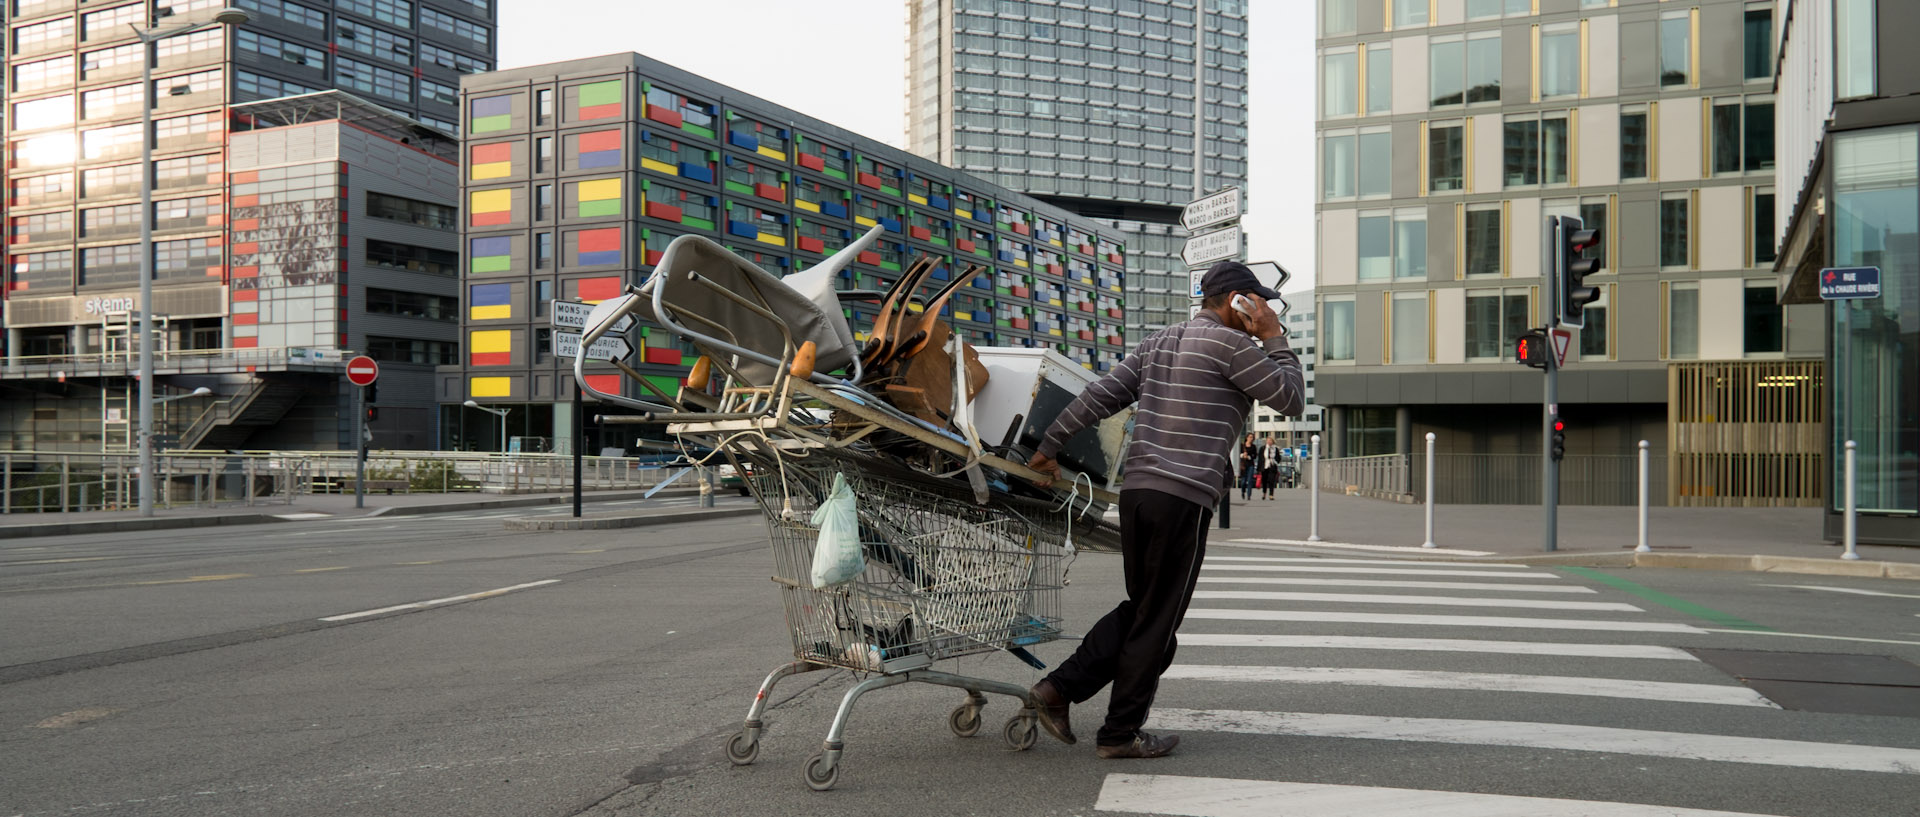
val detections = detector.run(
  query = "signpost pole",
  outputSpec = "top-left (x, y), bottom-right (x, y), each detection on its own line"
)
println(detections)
top-left (573, 383), bottom-right (583, 518)
top-left (354, 384), bottom-right (366, 509)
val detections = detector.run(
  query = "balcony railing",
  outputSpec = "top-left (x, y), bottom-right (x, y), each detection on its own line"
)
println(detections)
top-left (2, 346), bottom-right (348, 378)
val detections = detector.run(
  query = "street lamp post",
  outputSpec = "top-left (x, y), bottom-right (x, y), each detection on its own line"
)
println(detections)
top-left (463, 401), bottom-right (510, 453)
top-left (135, 7), bottom-right (249, 517)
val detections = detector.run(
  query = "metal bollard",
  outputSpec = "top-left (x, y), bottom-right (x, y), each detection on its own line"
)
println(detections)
top-left (1421, 432), bottom-right (1436, 549)
top-left (1636, 440), bottom-right (1651, 553)
top-left (1842, 441), bottom-right (1860, 561)
top-left (1308, 434), bottom-right (1322, 542)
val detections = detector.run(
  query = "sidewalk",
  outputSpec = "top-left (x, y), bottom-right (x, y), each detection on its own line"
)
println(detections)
top-left (0, 486), bottom-right (710, 539)
top-left (1205, 485), bottom-right (1920, 578)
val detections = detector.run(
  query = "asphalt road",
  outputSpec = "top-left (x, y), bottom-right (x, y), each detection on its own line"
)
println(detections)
top-left (3, 503), bottom-right (1918, 817)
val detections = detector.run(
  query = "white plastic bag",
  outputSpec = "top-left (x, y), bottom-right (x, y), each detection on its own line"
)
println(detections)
top-left (809, 472), bottom-right (865, 588)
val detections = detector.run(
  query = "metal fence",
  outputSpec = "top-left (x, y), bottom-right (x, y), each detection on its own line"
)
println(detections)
top-left (0, 449), bottom-right (676, 514)
top-left (1317, 452), bottom-right (1671, 506)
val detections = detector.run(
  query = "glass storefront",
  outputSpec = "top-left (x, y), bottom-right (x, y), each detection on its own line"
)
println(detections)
top-left (1830, 125), bottom-right (1920, 514)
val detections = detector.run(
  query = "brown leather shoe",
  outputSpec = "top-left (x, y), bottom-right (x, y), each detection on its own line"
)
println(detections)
top-left (1029, 679), bottom-right (1076, 745)
top-left (1095, 730), bottom-right (1180, 759)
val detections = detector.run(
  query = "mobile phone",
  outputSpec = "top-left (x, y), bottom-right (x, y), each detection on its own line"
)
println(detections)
top-left (1231, 294), bottom-right (1257, 317)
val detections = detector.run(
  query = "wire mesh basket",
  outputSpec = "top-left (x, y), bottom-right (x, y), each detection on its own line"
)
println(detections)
top-left (751, 461), bottom-right (1068, 672)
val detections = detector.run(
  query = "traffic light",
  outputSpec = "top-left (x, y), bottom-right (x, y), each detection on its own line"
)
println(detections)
top-left (1555, 215), bottom-right (1604, 328)
top-left (1550, 416), bottom-right (1566, 462)
top-left (1516, 328), bottom-right (1550, 370)
top-left (367, 406), bottom-right (379, 422)
top-left (364, 382), bottom-right (378, 405)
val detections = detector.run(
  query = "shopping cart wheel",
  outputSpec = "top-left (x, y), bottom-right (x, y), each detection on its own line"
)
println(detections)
top-left (725, 730), bottom-right (759, 765)
top-left (1003, 715), bottom-right (1038, 751)
top-left (804, 751), bottom-right (839, 791)
top-left (948, 704), bottom-right (982, 738)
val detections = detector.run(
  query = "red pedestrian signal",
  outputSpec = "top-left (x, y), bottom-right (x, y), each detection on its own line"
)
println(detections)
top-left (1516, 329), bottom-right (1550, 370)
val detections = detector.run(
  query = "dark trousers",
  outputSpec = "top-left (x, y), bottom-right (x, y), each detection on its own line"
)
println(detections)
top-left (1261, 467), bottom-right (1279, 498)
top-left (1044, 489), bottom-right (1211, 745)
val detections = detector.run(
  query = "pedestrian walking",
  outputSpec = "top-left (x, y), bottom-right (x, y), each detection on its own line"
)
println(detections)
top-left (1024, 259), bottom-right (1305, 758)
top-left (1259, 436), bottom-right (1283, 499)
top-left (1238, 433), bottom-right (1257, 500)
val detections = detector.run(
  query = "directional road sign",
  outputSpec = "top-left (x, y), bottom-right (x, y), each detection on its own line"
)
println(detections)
top-left (1819, 266), bottom-right (1881, 300)
top-left (345, 355), bottom-right (379, 386)
top-left (1190, 270), bottom-right (1206, 298)
top-left (1181, 225), bottom-right (1241, 268)
top-left (550, 299), bottom-right (634, 333)
top-left (1181, 187), bottom-right (1242, 232)
top-left (556, 330), bottom-right (633, 362)
top-left (1550, 328), bottom-right (1572, 369)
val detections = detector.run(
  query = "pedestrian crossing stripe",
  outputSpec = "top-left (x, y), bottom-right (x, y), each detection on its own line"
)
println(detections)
top-left (1144, 709), bottom-right (1920, 774)
top-left (1199, 564), bottom-right (1559, 579)
top-left (1174, 634), bottom-right (1696, 660)
top-left (1095, 775), bottom-right (1796, 817)
top-left (1195, 576), bottom-right (1594, 594)
top-left (1208, 555), bottom-right (1533, 569)
top-left (1190, 590), bottom-right (1641, 612)
top-left (1227, 538), bottom-right (1496, 556)
top-left (1183, 608), bottom-right (1704, 633)
top-left (1160, 665), bottom-right (1776, 707)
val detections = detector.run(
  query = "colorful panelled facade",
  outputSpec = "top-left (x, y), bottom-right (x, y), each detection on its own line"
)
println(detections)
top-left (448, 53), bottom-right (1131, 415)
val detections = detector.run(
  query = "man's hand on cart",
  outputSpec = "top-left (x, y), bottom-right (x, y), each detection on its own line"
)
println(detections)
top-left (1025, 452), bottom-right (1060, 488)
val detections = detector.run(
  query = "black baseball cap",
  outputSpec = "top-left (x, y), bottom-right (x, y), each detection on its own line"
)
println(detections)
top-left (1200, 260), bottom-right (1282, 300)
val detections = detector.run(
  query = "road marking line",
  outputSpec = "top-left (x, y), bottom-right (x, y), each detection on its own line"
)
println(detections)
top-left (1701, 628), bottom-right (1920, 647)
top-left (1560, 567), bottom-right (1773, 632)
top-left (296, 567), bottom-right (350, 573)
top-left (1230, 538), bottom-right (1495, 556)
top-left (3, 555), bottom-right (122, 565)
top-left (318, 579), bottom-right (560, 622)
top-left (1146, 709), bottom-right (1920, 774)
top-left (1184, 608), bottom-right (1703, 633)
top-left (1208, 555), bottom-right (1534, 569)
top-left (397, 561), bottom-right (441, 565)
top-left (1162, 665), bottom-right (1775, 707)
top-left (273, 513), bottom-right (333, 520)
top-left (1192, 590), bottom-right (1642, 612)
top-left (570, 549), bottom-right (606, 554)
top-left (31, 707), bottom-right (122, 729)
top-left (1201, 565), bottom-right (1555, 579)
top-left (1175, 634), bottom-right (1698, 660)
top-left (1196, 576), bottom-right (1594, 594)
top-left (1757, 583), bottom-right (1920, 600)
top-left (1095, 774), bottom-right (1794, 817)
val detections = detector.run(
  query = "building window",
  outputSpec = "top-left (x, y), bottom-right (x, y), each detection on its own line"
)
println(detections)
top-left (535, 232), bottom-right (552, 269)
top-left (1744, 6), bottom-right (1772, 81)
top-left (421, 42), bottom-right (490, 74)
top-left (1358, 212), bottom-right (1391, 281)
top-left (535, 280), bottom-right (552, 316)
top-left (1430, 33), bottom-right (1500, 107)
top-left (1324, 48), bottom-right (1357, 118)
top-left (1504, 118), bottom-right (1539, 187)
top-left (1464, 205), bottom-right (1501, 277)
top-left (79, 243), bottom-right (142, 287)
top-left (13, 94), bottom-right (75, 131)
top-left (1659, 10), bottom-right (1691, 87)
top-left (1743, 281), bottom-right (1783, 355)
top-left (1366, 45), bottom-right (1391, 115)
top-left (1660, 194), bottom-right (1691, 269)
top-left (1465, 289), bottom-right (1529, 360)
top-left (1578, 198), bottom-right (1608, 269)
top-left (535, 184), bottom-right (552, 220)
top-left (336, 18), bottom-right (414, 62)
top-left (1358, 129), bottom-right (1391, 197)
top-left (1621, 107), bottom-right (1649, 179)
top-left (339, 0), bottom-right (412, 28)
top-left (422, 79), bottom-right (457, 107)
top-left (237, 0), bottom-right (328, 31)
top-left (1394, 209), bottom-right (1427, 280)
top-left (420, 6), bottom-right (489, 49)
top-left (13, 17), bottom-right (74, 56)
top-left (1830, 125), bottom-right (1916, 512)
top-left (536, 89), bottom-right (553, 125)
top-left (1428, 122), bottom-right (1464, 192)
top-left (1321, 0), bottom-right (1354, 35)
top-left (1539, 23), bottom-right (1578, 99)
top-left (14, 56), bottom-right (76, 92)
top-left (535, 137), bottom-right (552, 173)
top-left (1579, 289), bottom-right (1609, 359)
top-left (236, 28), bottom-right (325, 70)
top-left (366, 239), bottom-right (457, 276)
top-left (367, 288), bottom-right (458, 321)
top-left (236, 70), bottom-right (320, 101)
top-left (11, 250), bottom-right (75, 290)
top-left (1667, 283), bottom-right (1699, 359)
top-left (1390, 291), bottom-right (1427, 364)
top-left (1391, 0), bottom-right (1427, 28)
top-left (80, 204), bottom-right (138, 238)
top-left (1323, 131), bottom-right (1355, 200)
top-left (1321, 298), bottom-right (1354, 362)
top-left (367, 337), bottom-right (458, 366)
top-left (367, 192), bottom-right (455, 230)
top-left (337, 57), bottom-right (413, 103)
top-left (1712, 97), bottom-right (1776, 175)
top-left (1835, 0), bottom-right (1875, 99)
top-left (1752, 187), bottom-right (1776, 267)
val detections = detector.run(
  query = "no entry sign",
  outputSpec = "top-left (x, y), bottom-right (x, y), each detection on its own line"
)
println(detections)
top-left (346, 355), bottom-right (380, 386)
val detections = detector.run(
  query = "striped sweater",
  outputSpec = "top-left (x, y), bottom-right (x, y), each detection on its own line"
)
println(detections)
top-left (1037, 310), bottom-right (1306, 509)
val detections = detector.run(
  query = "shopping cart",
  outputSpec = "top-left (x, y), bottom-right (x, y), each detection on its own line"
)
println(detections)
top-left (723, 451), bottom-right (1075, 790)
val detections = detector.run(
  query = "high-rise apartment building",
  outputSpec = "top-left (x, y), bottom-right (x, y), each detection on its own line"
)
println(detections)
top-left (2, 1), bottom-right (495, 451)
top-left (1312, 0), bottom-right (1822, 507)
top-left (906, 0), bottom-right (1251, 344)
top-left (1773, 0), bottom-right (1919, 543)
top-left (1252, 296), bottom-right (1321, 447)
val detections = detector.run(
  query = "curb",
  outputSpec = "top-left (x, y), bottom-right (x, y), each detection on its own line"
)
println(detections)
top-left (1327, 549), bottom-right (1917, 581)
top-left (0, 513), bottom-right (287, 539)
top-left (503, 507), bottom-right (760, 530)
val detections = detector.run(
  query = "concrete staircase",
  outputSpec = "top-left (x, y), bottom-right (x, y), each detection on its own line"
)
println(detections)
top-left (178, 377), bottom-right (310, 451)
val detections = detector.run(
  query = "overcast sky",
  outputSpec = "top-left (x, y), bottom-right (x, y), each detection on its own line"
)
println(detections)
top-left (500, 1), bottom-right (1316, 294)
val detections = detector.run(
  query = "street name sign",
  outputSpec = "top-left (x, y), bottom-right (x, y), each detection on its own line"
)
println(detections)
top-left (556, 330), bottom-right (633, 362)
top-left (1181, 225), bottom-right (1241, 267)
top-left (346, 355), bottom-right (379, 386)
top-left (551, 299), bottom-right (634, 333)
top-left (1819, 266), bottom-right (1881, 300)
top-left (1181, 187), bottom-right (1242, 232)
